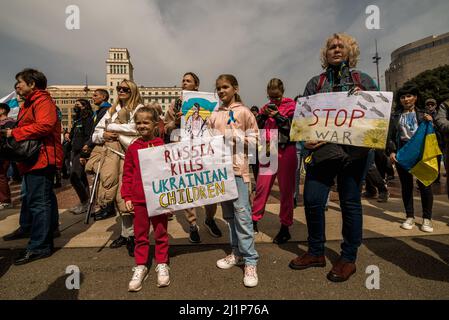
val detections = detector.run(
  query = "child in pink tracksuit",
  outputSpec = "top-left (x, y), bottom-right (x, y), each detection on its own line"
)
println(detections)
top-left (251, 78), bottom-right (297, 244)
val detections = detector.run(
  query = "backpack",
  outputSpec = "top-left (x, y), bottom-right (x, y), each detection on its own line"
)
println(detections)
top-left (315, 71), bottom-right (363, 93)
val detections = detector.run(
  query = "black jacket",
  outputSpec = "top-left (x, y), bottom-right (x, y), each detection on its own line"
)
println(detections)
top-left (86, 103), bottom-right (111, 149)
top-left (70, 115), bottom-right (94, 153)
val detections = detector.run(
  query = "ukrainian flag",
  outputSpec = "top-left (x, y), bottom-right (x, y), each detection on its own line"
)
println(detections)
top-left (397, 121), bottom-right (442, 186)
top-left (0, 91), bottom-right (20, 119)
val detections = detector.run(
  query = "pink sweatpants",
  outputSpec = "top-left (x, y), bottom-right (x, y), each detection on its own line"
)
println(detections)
top-left (252, 144), bottom-right (297, 227)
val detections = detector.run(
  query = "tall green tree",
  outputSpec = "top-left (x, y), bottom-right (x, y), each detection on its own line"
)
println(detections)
top-left (402, 65), bottom-right (449, 107)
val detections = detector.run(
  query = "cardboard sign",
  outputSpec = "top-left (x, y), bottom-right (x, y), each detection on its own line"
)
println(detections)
top-left (290, 91), bottom-right (393, 149)
top-left (180, 91), bottom-right (219, 139)
top-left (138, 135), bottom-right (238, 216)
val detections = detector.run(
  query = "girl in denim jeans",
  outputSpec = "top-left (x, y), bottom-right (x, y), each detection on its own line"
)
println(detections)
top-left (207, 74), bottom-right (260, 287)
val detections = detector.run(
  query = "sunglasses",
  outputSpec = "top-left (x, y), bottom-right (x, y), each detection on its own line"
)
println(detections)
top-left (116, 86), bottom-right (131, 93)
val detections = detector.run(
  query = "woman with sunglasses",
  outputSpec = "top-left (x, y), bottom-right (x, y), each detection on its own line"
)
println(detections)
top-left (91, 79), bottom-right (144, 257)
top-left (251, 78), bottom-right (297, 244)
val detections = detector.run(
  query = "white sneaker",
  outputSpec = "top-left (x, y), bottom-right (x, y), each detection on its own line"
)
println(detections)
top-left (401, 218), bottom-right (415, 230)
top-left (243, 265), bottom-right (258, 288)
top-left (155, 263), bottom-right (170, 287)
top-left (421, 219), bottom-right (434, 233)
top-left (216, 254), bottom-right (244, 270)
top-left (0, 202), bottom-right (12, 210)
top-left (70, 202), bottom-right (89, 215)
top-left (128, 265), bottom-right (149, 292)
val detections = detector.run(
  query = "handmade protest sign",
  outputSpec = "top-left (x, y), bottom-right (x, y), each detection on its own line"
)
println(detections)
top-left (290, 91), bottom-right (393, 149)
top-left (138, 135), bottom-right (238, 217)
top-left (180, 91), bottom-right (220, 139)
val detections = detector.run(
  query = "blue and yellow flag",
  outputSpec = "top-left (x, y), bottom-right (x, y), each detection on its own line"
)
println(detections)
top-left (397, 121), bottom-right (442, 186)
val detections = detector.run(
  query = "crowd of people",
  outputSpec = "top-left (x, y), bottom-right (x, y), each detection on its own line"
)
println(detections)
top-left (1, 32), bottom-right (448, 292)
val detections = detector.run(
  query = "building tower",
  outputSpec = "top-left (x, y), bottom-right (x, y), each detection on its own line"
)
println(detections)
top-left (106, 48), bottom-right (134, 103)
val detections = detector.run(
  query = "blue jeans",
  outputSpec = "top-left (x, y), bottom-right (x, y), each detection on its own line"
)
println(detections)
top-left (303, 158), bottom-right (366, 262)
top-left (20, 176), bottom-right (59, 233)
top-left (21, 167), bottom-right (59, 254)
top-left (221, 177), bottom-right (259, 266)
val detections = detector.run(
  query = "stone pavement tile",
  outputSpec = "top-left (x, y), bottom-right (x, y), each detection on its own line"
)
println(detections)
top-left (1, 195), bottom-right (449, 249)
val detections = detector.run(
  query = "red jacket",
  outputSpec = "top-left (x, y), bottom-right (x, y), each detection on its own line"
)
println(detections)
top-left (12, 90), bottom-right (63, 174)
top-left (121, 137), bottom-right (164, 204)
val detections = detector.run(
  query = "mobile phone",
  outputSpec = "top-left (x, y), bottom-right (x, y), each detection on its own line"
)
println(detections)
top-left (174, 99), bottom-right (182, 113)
top-left (267, 103), bottom-right (278, 111)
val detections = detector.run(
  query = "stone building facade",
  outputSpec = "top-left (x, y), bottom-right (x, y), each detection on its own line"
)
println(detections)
top-left (48, 48), bottom-right (181, 131)
top-left (385, 32), bottom-right (449, 92)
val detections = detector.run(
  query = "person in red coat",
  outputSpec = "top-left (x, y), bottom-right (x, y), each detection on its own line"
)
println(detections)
top-left (4, 69), bottom-right (63, 265)
top-left (121, 106), bottom-right (170, 292)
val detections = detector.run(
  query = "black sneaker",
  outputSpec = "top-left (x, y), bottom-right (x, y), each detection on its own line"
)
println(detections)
top-left (204, 219), bottom-right (222, 238)
top-left (189, 225), bottom-right (201, 243)
top-left (3, 227), bottom-right (30, 241)
top-left (273, 225), bottom-right (291, 244)
top-left (110, 235), bottom-right (128, 248)
top-left (53, 228), bottom-right (61, 238)
top-left (127, 236), bottom-right (135, 257)
top-left (252, 220), bottom-right (259, 234)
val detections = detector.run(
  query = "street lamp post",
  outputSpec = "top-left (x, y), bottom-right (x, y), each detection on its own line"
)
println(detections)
top-left (372, 39), bottom-right (381, 90)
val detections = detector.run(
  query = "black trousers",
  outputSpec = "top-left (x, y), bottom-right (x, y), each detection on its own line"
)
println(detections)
top-left (365, 164), bottom-right (387, 195)
top-left (70, 151), bottom-right (90, 203)
top-left (396, 164), bottom-right (433, 219)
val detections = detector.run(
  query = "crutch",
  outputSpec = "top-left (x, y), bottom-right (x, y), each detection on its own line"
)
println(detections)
top-left (84, 161), bottom-right (102, 224)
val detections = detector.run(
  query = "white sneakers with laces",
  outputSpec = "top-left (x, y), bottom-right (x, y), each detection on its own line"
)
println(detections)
top-left (70, 202), bottom-right (89, 215)
top-left (421, 219), bottom-right (434, 233)
top-left (401, 217), bottom-right (415, 230)
top-left (216, 254), bottom-right (244, 269)
top-left (128, 265), bottom-right (149, 292)
top-left (155, 263), bottom-right (170, 287)
top-left (243, 265), bottom-right (258, 288)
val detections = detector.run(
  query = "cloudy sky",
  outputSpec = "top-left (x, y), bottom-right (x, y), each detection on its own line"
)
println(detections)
top-left (1, 0), bottom-right (448, 106)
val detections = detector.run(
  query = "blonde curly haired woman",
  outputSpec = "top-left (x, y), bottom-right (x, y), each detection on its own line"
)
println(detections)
top-left (289, 33), bottom-right (378, 282)
top-left (90, 79), bottom-right (144, 257)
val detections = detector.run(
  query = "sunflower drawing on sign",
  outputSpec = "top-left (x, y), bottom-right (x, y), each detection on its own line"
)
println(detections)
top-left (181, 91), bottom-right (219, 139)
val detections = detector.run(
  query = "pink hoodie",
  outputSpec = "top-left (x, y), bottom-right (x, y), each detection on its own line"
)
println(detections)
top-left (259, 97), bottom-right (296, 142)
top-left (207, 102), bottom-right (259, 183)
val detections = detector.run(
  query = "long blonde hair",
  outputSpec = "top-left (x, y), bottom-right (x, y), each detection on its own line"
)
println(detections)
top-left (320, 33), bottom-right (360, 69)
top-left (109, 79), bottom-right (143, 115)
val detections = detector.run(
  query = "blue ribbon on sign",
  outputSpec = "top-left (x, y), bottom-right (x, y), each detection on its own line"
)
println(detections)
top-left (227, 110), bottom-right (236, 125)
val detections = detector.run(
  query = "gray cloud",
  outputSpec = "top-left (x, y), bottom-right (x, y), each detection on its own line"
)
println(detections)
top-left (1, 0), bottom-right (448, 106)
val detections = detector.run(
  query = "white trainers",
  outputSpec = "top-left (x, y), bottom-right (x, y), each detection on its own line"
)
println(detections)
top-left (401, 218), bottom-right (415, 230)
top-left (243, 265), bottom-right (258, 288)
top-left (128, 265), bottom-right (149, 292)
top-left (70, 202), bottom-right (89, 215)
top-left (216, 254), bottom-right (244, 270)
top-left (155, 263), bottom-right (170, 287)
top-left (421, 219), bottom-right (434, 233)
top-left (0, 202), bottom-right (12, 210)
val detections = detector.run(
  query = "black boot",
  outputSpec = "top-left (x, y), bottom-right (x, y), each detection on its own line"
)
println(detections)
top-left (110, 235), bottom-right (128, 248)
top-left (252, 220), bottom-right (259, 234)
top-left (127, 236), bottom-right (135, 257)
top-left (273, 224), bottom-right (291, 244)
top-left (94, 203), bottom-right (116, 221)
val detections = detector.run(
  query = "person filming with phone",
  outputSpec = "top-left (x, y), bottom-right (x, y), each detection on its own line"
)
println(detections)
top-left (251, 78), bottom-right (297, 244)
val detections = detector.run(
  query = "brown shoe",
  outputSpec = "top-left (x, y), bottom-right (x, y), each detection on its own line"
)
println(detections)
top-left (289, 253), bottom-right (326, 270)
top-left (327, 258), bottom-right (356, 282)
